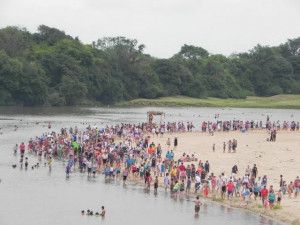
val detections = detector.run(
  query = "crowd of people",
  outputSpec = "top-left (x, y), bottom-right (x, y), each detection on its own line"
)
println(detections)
top-left (11, 118), bottom-right (300, 216)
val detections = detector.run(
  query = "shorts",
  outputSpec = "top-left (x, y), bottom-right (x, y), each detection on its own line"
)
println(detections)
top-left (228, 191), bottom-right (233, 195)
top-left (222, 187), bottom-right (226, 193)
top-left (123, 175), bottom-right (127, 181)
top-left (195, 205), bottom-right (200, 212)
top-left (254, 192), bottom-right (258, 196)
top-left (204, 189), bottom-right (208, 196)
top-left (103, 159), bottom-right (107, 164)
top-left (295, 187), bottom-right (299, 193)
top-left (269, 199), bottom-right (274, 204)
top-left (88, 168), bottom-right (92, 173)
top-left (277, 197), bottom-right (281, 202)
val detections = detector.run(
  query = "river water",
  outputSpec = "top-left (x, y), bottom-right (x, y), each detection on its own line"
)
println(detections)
top-left (1, 106), bottom-right (297, 225)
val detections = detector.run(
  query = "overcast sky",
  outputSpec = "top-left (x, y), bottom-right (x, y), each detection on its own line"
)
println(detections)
top-left (1, 0), bottom-right (300, 58)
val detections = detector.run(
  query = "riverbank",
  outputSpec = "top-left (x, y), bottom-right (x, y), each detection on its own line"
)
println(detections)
top-left (117, 95), bottom-right (300, 109)
top-left (2, 94), bottom-right (300, 109)
top-left (126, 131), bottom-right (300, 225)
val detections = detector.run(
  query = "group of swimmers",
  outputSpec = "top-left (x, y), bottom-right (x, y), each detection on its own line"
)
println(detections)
top-left (81, 206), bottom-right (105, 217)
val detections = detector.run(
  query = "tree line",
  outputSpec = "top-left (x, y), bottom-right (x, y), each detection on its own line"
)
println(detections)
top-left (0, 25), bottom-right (299, 106)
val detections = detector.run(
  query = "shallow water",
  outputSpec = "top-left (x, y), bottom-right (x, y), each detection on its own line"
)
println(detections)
top-left (1, 106), bottom-right (295, 225)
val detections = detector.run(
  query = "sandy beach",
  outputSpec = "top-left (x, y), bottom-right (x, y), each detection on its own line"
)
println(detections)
top-left (145, 130), bottom-right (300, 225)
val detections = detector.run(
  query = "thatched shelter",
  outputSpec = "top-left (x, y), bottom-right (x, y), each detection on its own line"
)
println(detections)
top-left (147, 111), bottom-right (165, 124)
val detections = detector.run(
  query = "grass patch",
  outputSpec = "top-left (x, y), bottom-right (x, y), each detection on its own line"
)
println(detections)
top-left (117, 94), bottom-right (300, 109)
top-left (258, 205), bottom-right (263, 208)
top-left (212, 197), bottom-right (224, 203)
top-left (273, 205), bottom-right (282, 210)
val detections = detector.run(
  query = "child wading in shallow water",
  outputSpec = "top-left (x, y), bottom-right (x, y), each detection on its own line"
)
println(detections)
top-left (48, 157), bottom-right (52, 172)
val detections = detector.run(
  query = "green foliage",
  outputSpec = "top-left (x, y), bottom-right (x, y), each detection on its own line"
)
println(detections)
top-left (273, 205), bottom-right (282, 210)
top-left (0, 25), bottom-right (299, 106)
top-left (178, 44), bottom-right (209, 59)
top-left (0, 26), bottom-right (32, 58)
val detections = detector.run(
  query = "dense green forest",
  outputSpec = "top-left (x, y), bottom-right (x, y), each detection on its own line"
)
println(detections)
top-left (0, 25), bottom-right (299, 106)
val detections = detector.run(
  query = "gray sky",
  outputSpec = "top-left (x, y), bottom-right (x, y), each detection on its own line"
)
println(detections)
top-left (1, 0), bottom-right (300, 58)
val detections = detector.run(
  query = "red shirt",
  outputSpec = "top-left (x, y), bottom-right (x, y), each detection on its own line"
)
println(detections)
top-left (261, 188), bottom-right (269, 197)
top-left (227, 182), bottom-right (234, 191)
top-left (20, 144), bottom-right (25, 151)
top-left (294, 180), bottom-right (299, 187)
top-left (179, 164), bottom-right (185, 171)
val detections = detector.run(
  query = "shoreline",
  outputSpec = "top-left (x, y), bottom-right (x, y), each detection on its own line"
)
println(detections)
top-left (1, 94), bottom-right (300, 109)
top-left (116, 95), bottom-right (300, 109)
top-left (120, 172), bottom-right (287, 225)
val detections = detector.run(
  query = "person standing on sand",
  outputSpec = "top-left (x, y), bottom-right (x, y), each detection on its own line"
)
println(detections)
top-left (227, 180), bottom-right (234, 200)
top-left (221, 181), bottom-right (226, 199)
top-left (243, 186), bottom-right (250, 206)
top-left (232, 165), bottom-right (238, 176)
top-left (268, 189), bottom-right (275, 209)
top-left (228, 140), bottom-right (232, 153)
top-left (276, 190), bottom-right (282, 205)
top-left (252, 164), bottom-right (258, 178)
top-left (294, 176), bottom-right (299, 198)
top-left (174, 137), bottom-right (178, 150)
top-left (261, 186), bottom-right (269, 205)
top-left (194, 196), bottom-right (202, 216)
top-left (288, 181), bottom-right (294, 198)
top-left (166, 138), bottom-right (171, 150)
top-left (203, 181), bottom-right (209, 199)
